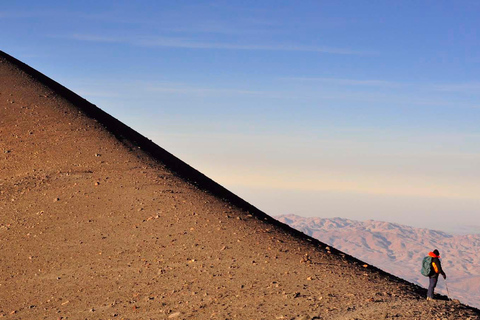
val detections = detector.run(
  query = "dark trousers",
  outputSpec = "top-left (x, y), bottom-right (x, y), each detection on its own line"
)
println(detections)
top-left (427, 276), bottom-right (438, 298)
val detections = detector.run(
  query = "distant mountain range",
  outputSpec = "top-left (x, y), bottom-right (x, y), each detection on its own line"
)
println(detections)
top-left (276, 214), bottom-right (480, 309)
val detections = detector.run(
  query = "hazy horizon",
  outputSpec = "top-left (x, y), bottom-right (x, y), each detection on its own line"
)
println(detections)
top-left (2, 1), bottom-right (479, 233)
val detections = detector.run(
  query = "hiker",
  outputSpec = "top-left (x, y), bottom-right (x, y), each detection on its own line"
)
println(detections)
top-left (426, 249), bottom-right (446, 300)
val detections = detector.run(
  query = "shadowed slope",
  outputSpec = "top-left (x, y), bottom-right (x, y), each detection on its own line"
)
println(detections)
top-left (1, 51), bottom-right (479, 319)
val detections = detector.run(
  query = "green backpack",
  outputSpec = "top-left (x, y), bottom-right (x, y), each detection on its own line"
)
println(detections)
top-left (421, 256), bottom-right (432, 276)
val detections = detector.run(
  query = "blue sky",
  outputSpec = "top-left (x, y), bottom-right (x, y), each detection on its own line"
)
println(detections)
top-left (2, 1), bottom-right (479, 233)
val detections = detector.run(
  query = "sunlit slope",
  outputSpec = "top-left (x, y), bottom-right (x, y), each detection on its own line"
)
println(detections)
top-left (1, 51), bottom-right (478, 319)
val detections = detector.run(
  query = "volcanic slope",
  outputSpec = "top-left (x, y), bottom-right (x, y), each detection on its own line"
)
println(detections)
top-left (0, 52), bottom-right (479, 320)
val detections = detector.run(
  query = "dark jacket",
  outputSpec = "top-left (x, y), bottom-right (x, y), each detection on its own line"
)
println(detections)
top-left (429, 252), bottom-right (446, 278)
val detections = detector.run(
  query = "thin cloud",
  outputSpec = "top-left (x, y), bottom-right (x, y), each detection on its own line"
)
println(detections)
top-left (0, 10), bottom-right (73, 19)
top-left (137, 37), bottom-right (367, 54)
top-left (79, 12), bottom-right (153, 25)
top-left (162, 24), bottom-right (271, 36)
top-left (66, 33), bottom-right (374, 55)
top-left (79, 5), bottom-right (278, 36)
top-left (0, 11), bottom-right (45, 18)
top-left (145, 84), bottom-right (272, 97)
top-left (281, 77), bottom-right (402, 88)
top-left (69, 34), bottom-right (124, 43)
top-left (280, 77), bottom-right (480, 108)
top-left (431, 82), bottom-right (480, 94)
top-left (284, 77), bottom-right (480, 95)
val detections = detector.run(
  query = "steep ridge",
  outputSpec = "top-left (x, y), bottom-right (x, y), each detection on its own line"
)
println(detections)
top-left (1, 51), bottom-right (479, 319)
top-left (277, 214), bottom-right (480, 309)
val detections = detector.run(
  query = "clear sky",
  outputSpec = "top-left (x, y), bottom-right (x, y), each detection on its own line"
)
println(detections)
top-left (2, 1), bottom-right (479, 233)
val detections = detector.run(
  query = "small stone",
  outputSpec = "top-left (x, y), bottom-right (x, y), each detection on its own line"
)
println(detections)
top-left (53, 198), bottom-right (60, 202)
top-left (168, 311), bottom-right (181, 318)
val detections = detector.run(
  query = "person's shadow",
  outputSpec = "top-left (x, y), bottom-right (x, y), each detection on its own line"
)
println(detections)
top-left (435, 294), bottom-right (449, 301)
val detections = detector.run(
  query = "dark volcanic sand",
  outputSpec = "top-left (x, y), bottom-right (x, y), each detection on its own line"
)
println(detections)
top-left (1, 52), bottom-right (479, 319)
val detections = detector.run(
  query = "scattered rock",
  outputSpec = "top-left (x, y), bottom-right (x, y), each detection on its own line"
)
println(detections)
top-left (300, 254), bottom-right (311, 264)
top-left (168, 311), bottom-right (181, 318)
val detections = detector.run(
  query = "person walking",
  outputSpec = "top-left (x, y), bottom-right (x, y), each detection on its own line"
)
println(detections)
top-left (427, 249), bottom-right (446, 300)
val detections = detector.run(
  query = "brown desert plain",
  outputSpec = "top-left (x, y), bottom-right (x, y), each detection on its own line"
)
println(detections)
top-left (0, 50), bottom-right (479, 320)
